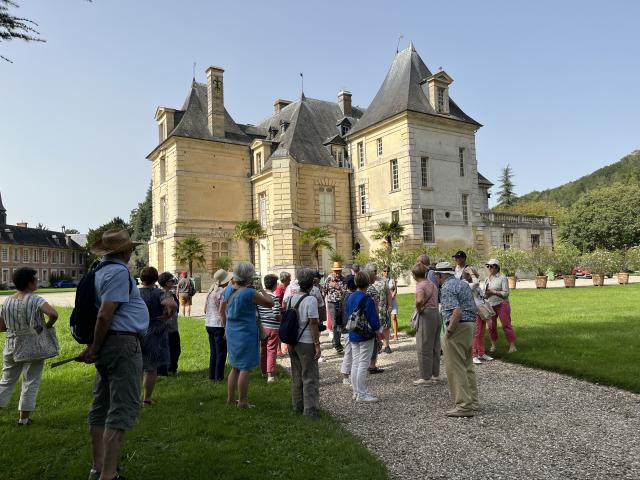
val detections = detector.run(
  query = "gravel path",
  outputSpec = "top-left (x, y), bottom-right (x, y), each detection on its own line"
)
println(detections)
top-left (290, 334), bottom-right (640, 480)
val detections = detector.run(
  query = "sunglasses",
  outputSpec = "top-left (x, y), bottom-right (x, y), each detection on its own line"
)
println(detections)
top-left (486, 264), bottom-right (498, 268)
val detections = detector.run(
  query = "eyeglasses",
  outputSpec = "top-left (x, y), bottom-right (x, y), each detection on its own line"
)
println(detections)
top-left (486, 264), bottom-right (498, 268)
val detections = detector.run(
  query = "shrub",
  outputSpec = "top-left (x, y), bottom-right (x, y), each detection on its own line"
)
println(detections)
top-left (551, 243), bottom-right (581, 275)
top-left (352, 250), bottom-right (370, 267)
top-left (215, 256), bottom-right (233, 271)
top-left (490, 247), bottom-right (526, 277)
top-left (524, 247), bottom-right (556, 276)
top-left (582, 249), bottom-right (615, 275)
top-left (329, 250), bottom-right (344, 264)
top-left (627, 247), bottom-right (640, 272)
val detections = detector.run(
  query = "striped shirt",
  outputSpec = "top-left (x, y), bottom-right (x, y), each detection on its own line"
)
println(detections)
top-left (257, 292), bottom-right (281, 329)
top-left (0, 294), bottom-right (46, 354)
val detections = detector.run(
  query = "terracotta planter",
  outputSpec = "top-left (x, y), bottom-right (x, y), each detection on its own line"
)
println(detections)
top-left (592, 274), bottom-right (605, 286)
top-left (508, 276), bottom-right (517, 289)
top-left (618, 272), bottom-right (629, 285)
top-left (535, 275), bottom-right (548, 289)
top-left (563, 275), bottom-right (576, 288)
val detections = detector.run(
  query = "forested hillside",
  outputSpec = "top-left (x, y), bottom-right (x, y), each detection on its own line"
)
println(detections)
top-left (517, 150), bottom-right (640, 207)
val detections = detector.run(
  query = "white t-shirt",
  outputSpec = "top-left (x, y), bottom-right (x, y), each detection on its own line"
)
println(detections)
top-left (289, 293), bottom-right (319, 344)
top-left (284, 280), bottom-right (324, 308)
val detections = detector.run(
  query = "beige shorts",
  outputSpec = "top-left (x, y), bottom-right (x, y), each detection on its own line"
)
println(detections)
top-left (179, 294), bottom-right (192, 306)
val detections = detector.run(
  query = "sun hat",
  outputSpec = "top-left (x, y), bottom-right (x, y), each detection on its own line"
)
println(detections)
top-left (213, 268), bottom-right (233, 285)
top-left (434, 261), bottom-right (456, 275)
top-left (485, 258), bottom-right (501, 268)
top-left (90, 229), bottom-right (142, 256)
top-left (331, 261), bottom-right (342, 271)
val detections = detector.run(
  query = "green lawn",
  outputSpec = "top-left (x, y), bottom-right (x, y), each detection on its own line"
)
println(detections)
top-left (397, 285), bottom-right (640, 393)
top-left (0, 308), bottom-right (387, 480)
top-left (0, 287), bottom-right (76, 295)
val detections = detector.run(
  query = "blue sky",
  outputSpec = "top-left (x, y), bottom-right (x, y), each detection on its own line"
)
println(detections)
top-left (1, 0), bottom-right (639, 232)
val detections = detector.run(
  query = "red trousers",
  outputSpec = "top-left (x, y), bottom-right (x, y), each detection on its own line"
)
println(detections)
top-left (260, 328), bottom-right (280, 374)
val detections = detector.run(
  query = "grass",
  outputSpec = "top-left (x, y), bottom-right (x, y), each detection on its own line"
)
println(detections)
top-left (0, 308), bottom-right (388, 480)
top-left (0, 287), bottom-right (76, 295)
top-left (397, 285), bottom-right (640, 393)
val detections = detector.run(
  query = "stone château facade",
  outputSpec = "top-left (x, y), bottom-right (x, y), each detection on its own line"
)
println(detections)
top-left (147, 44), bottom-right (554, 284)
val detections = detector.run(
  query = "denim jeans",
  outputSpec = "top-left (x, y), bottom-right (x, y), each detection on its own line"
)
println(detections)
top-left (158, 330), bottom-right (181, 376)
top-left (327, 302), bottom-right (343, 350)
top-left (206, 326), bottom-right (227, 381)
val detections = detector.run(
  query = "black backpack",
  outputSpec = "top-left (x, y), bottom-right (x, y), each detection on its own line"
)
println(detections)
top-left (70, 260), bottom-right (132, 344)
top-left (278, 294), bottom-right (310, 345)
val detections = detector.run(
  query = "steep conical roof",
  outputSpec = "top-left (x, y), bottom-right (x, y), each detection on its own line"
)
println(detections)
top-left (350, 45), bottom-right (479, 135)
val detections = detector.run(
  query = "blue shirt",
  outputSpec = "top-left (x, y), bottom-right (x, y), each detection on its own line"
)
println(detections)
top-left (346, 291), bottom-right (380, 343)
top-left (440, 276), bottom-right (476, 324)
top-left (94, 257), bottom-right (150, 334)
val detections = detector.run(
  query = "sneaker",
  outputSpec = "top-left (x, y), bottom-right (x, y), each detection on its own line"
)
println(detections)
top-left (267, 376), bottom-right (276, 383)
top-left (383, 346), bottom-right (392, 354)
top-left (431, 376), bottom-right (441, 382)
top-left (317, 356), bottom-right (325, 363)
top-left (356, 393), bottom-right (379, 403)
top-left (413, 378), bottom-right (435, 386)
top-left (342, 377), bottom-right (351, 386)
top-left (445, 408), bottom-right (474, 417)
top-left (88, 470), bottom-right (100, 480)
top-left (17, 418), bottom-right (33, 426)
top-left (328, 332), bottom-right (334, 340)
top-left (473, 357), bottom-right (483, 365)
top-left (480, 354), bottom-right (493, 361)
top-left (508, 344), bottom-right (518, 353)
top-left (489, 344), bottom-right (496, 353)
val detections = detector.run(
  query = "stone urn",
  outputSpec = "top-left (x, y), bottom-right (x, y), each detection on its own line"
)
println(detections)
top-left (618, 272), bottom-right (630, 285)
top-left (563, 275), bottom-right (576, 288)
top-left (592, 274), bottom-right (605, 286)
top-left (535, 275), bottom-right (548, 289)
top-left (508, 276), bottom-right (517, 289)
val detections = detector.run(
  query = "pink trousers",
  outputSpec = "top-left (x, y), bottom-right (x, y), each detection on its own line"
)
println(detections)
top-left (488, 301), bottom-right (517, 344)
top-left (472, 315), bottom-right (486, 357)
top-left (260, 328), bottom-right (280, 374)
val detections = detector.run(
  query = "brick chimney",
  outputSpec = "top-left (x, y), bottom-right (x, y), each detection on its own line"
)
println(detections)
top-left (338, 90), bottom-right (352, 117)
top-left (274, 99), bottom-right (292, 113)
top-left (206, 66), bottom-right (225, 137)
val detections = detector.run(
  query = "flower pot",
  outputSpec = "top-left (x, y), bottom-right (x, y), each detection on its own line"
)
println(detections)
top-left (508, 276), bottom-right (517, 289)
top-left (535, 275), bottom-right (548, 289)
top-left (563, 275), bottom-right (576, 288)
top-left (618, 272), bottom-right (629, 285)
top-left (592, 274), bottom-right (605, 286)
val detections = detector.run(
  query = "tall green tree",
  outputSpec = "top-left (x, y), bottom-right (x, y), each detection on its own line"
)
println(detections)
top-left (233, 219), bottom-right (266, 264)
top-left (497, 164), bottom-right (517, 207)
top-left (173, 235), bottom-right (206, 277)
top-left (300, 226), bottom-right (333, 270)
top-left (561, 183), bottom-right (640, 251)
top-left (372, 220), bottom-right (404, 251)
top-left (0, 0), bottom-right (44, 62)
top-left (128, 184), bottom-right (152, 272)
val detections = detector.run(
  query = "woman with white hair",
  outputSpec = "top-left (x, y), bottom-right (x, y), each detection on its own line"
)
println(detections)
top-left (220, 262), bottom-right (274, 408)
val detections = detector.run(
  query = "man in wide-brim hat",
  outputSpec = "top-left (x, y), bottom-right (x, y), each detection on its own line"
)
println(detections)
top-left (433, 261), bottom-right (479, 417)
top-left (81, 228), bottom-right (149, 480)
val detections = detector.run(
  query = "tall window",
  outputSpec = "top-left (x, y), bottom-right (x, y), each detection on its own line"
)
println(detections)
top-left (376, 138), bottom-right (383, 157)
top-left (41, 269), bottom-right (48, 283)
top-left (461, 194), bottom-right (469, 224)
top-left (319, 186), bottom-right (335, 223)
top-left (531, 234), bottom-right (540, 248)
top-left (1, 248), bottom-right (7, 262)
top-left (60, 252), bottom-right (66, 264)
top-left (258, 192), bottom-right (268, 228)
top-left (1, 269), bottom-right (8, 283)
top-left (459, 147), bottom-right (465, 177)
top-left (333, 147), bottom-right (344, 167)
top-left (42, 249), bottom-right (48, 263)
top-left (256, 152), bottom-right (262, 173)
top-left (33, 249), bottom-right (39, 263)
top-left (211, 241), bottom-right (230, 261)
top-left (358, 184), bottom-right (368, 215)
top-left (502, 232), bottom-right (513, 248)
top-left (14, 248), bottom-right (19, 262)
top-left (357, 142), bottom-right (364, 168)
top-left (160, 196), bottom-right (168, 223)
top-left (437, 86), bottom-right (445, 112)
top-left (391, 210), bottom-right (399, 224)
top-left (159, 156), bottom-right (166, 183)
top-left (52, 251), bottom-right (58, 264)
top-left (421, 157), bottom-right (429, 187)
top-left (22, 249), bottom-right (29, 262)
top-left (390, 159), bottom-right (399, 191)
top-left (422, 209), bottom-right (434, 243)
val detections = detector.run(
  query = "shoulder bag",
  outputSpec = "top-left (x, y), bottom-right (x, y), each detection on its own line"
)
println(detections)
top-left (12, 295), bottom-right (60, 362)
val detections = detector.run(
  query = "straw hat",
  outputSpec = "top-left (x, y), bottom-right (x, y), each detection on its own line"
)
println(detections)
top-left (213, 268), bottom-right (233, 285)
top-left (331, 261), bottom-right (342, 271)
top-left (90, 229), bottom-right (141, 256)
top-left (434, 261), bottom-right (456, 275)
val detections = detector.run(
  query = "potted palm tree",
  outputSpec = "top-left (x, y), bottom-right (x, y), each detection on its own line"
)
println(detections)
top-left (551, 243), bottom-right (580, 288)
top-left (583, 249), bottom-right (613, 286)
top-left (173, 235), bottom-right (206, 291)
top-left (233, 219), bottom-right (266, 265)
top-left (491, 247), bottom-right (525, 289)
top-left (300, 226), bottom-right (333, 271)
top-left (525, 247), bottom-right (555, 289)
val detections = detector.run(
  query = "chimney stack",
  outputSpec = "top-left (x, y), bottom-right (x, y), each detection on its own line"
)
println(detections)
top-left (16, 222), bottom-right (28, 228)
top-left (338, 90), bottom-right (352, 117)
top-left (274, 99), bottom-right (292, 113)
top-left (206, 66), bottom-right (225, 137)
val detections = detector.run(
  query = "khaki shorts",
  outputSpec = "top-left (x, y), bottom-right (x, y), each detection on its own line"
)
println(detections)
top-left (88, 335), bottom-right (142, 431)
top-left (179, 294), bottom-right (192, 306)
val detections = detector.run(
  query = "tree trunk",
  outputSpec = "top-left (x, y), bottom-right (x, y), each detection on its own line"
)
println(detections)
top-left (316, 250), bottom-right (320, 271)
top-left (249, 240), bottom-right (255, 265)
top-left (188, 260), bottom-right (193, 277)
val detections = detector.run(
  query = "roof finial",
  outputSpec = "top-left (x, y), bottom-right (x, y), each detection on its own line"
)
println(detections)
top-left (396, 34), bottom-right (404, 54)
top-left (192, 62), bottom-right (197, 83)
top-left (299, 72), bottom-right (304, 99)
top-left (409, 40), bottom-right (415, 51)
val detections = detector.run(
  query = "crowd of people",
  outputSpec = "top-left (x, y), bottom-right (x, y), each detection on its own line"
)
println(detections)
top-left (0, 228), bottom-right (518, 479)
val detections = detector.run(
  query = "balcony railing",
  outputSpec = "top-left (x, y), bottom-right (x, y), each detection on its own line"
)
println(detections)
top-left (154, 222), bottom-right (167, 236)
top-left (480, 212), bottom-right (554, 226)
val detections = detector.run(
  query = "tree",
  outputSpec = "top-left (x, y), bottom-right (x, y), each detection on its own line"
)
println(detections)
top-left (497, 164), bottom-right (517, 207)
top-left (372, 220), bottom-right (404, 251)
top-left (560, 183), bottom-right (640, 251)
top-left (0, 0), bottom-right (44, 62)
top-left (65, 228), bottom-right (80, 234)
top-left (85, 217), bottom-right (129, 265)
top-left (173, 235), bottom-right (206, 277)
top-left (128, 184), bottom-right (152, 272)
top-left (233, 220), bottom-right (266, 264)
top-left (300, 226), bottom-right (333, 270)
top-left (35, 223), bottom-right (48, 230)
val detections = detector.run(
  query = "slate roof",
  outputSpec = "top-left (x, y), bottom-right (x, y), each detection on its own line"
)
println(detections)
top-left (0, 192), bottom-right (5, 213)
top-left (255, 96), bottom-right (365, 168)
top-left (165, 81), bottom-right (251, 146)
top-left (0, 225), bottom-right (83, 249)
top-left (477, 172), bottom-right (494, 187)
top-left (349, 44), bottom-right (480, 135)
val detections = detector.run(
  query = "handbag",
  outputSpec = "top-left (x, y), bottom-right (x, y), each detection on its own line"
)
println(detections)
top-left (476, 301), bottom-right (494, 322)
top-left (410, 310), bottom-right (419, 330)
top-left (12, 295), bottom-right (60, 362)
top-left (345, 296), bottom-right (375, 340)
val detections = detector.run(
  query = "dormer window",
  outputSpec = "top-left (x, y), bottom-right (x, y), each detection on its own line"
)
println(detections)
top-left (280, 120), bottom-right (290, 133)
top-left (422, 70), bottom-right (454, 115)
top-left (437, 87), bottom-right (445, 113)
top-left (336, 117), bottom-right (352, 136)
top-left (332, 146), bottom-right (345, 167)
top-left (268, 126), bottom-right (278, 140)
